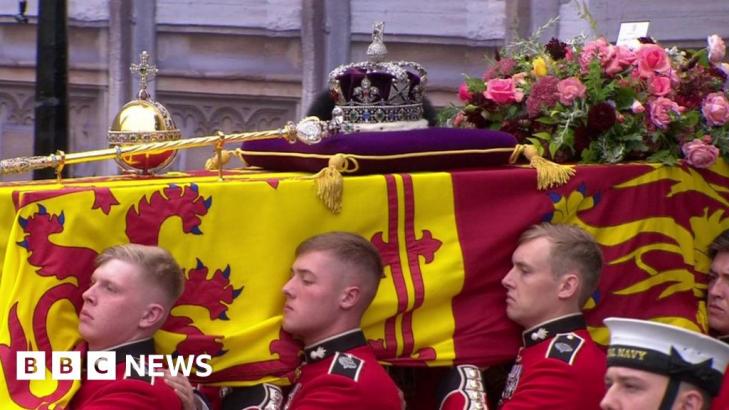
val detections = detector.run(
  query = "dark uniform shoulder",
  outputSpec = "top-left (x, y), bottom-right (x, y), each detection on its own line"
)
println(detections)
top-left (328, 352), bottom-right (365, 381)
top-left (545, 332), bottom-right (585, 365)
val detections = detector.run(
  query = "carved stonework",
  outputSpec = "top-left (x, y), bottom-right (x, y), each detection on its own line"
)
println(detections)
top-left (159, 93), bottom-right (297, 171)
top-left (68, 89), bottom-right (105, 177)
top-left (0, 85), bottom-right (34, 127)
top-left (0, 82), bottom-right (106, 179)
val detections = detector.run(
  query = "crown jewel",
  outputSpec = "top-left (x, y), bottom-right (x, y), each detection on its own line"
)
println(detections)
top-left (107, 51), bottom-right (181, 174)
top-left (328, 22), bottom-right (428, 127)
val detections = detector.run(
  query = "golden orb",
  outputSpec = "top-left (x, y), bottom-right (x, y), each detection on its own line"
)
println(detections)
top-left (107, 51), bottom-right (181, 174)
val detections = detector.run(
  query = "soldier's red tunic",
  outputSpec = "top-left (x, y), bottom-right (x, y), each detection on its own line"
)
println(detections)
top-left (283, 329), bottom-right (402, 410)
top-left (711, 374), bottom-right (729, 409)
top-left (498, 314), bottom-right (606, 410)
top-left (70, 339), bottom-right (182, 410)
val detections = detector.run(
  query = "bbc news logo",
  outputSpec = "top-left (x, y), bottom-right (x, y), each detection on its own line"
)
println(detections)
top-left (16, 351), bottom-right (212, 381)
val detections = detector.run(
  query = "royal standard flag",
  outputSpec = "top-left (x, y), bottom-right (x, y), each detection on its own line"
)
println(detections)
top-left (0, 161), bottom-right (726, 408)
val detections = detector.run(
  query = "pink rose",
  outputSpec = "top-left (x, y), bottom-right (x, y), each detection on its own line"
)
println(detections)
top-left (458, 83), bottom-right (474, 102)
top-left (557, 77), bottom-right (586, 105)
top-left (603, 46), bottom-right (622, 76)
top-left (604, 45), bottom-right (636, 76)
top-left (637, 44), bottom-right (670, 78)
top-left (616, 45), bottom-right (637, 66)
top-left (682, 138), bottom-right (719, 168)
top-left (708, 34), bottom-right (726, 64)
top-left (453, 111), bottom-right (466, 127)
top-left (648, 76), bottom-right (672, 96)
top-left (649, 97), bottom-right (681, 129)
top-left (484, 78), bottom-right (523, 104)
top-left (702, 92), bottom-right (729, 126)
top-left (631, 100), bottom-right (645, 113)
top-left (580, 38), bottom-right (611, 72)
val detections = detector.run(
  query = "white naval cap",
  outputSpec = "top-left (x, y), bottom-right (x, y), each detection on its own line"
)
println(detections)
top-left (604, 317), bottom-right (729, 396)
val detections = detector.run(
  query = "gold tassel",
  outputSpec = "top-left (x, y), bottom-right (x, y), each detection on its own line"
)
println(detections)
top-left (312, 154), bottom-right (357, 214)
top-left (204, 149), bottom-right (234, 171)
top-left (511, 144), bottom-right (575, 190)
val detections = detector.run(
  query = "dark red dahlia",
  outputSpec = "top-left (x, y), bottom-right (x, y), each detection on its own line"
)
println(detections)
top-left (545, 38), bottom-right (568, 60)
top-left (587, 102), bottom-right (617, 134)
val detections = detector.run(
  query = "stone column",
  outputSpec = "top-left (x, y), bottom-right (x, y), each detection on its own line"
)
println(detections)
top-left (131, 0), bottom-right (156, 99)
top-left (33, 0), bottom-right (69, 180)
top-left (300, 0), bottom-right (326, 117)
top-left (108, 0), bottom-right (132, 126)
top-left (300, 0), bottom-right (352, 117)
top-left (104, 0), bottom-right (133, 176)
top-left (324, 0), bottom-right (351, 81)
top-left (505, 0), bottom-right (560, 43)
top-left (531, 0), bottom-right (561, 41)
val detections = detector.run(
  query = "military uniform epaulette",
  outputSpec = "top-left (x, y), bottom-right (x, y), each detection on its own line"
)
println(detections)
top-left (546, 332), bottom-right (584, 365)
top-left (122, 356), bottom-right (155, 383)
top-left (328, 351), bottom-right (365, 381)
top-left (303, 329), bottom-right (367, 364)
top-left (116, 339), bottom-right (156, 383)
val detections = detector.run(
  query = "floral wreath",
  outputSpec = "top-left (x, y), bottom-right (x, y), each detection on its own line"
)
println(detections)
top-left (446, 23), bottom-right (729, 169)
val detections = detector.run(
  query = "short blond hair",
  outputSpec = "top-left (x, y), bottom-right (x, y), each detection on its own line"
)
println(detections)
top-left (96, 244), bottom-right (184, 305)
top-left (296, 232), bottom-right (383, 306)
top-left (519, 223), bottom-right (603, 305)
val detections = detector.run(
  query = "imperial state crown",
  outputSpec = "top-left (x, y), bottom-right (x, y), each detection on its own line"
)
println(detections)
top-left (328, 22), bottom-right (428, 131)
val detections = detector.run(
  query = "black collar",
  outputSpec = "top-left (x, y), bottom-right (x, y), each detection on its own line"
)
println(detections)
top-left (303, 330), bottom-right (367, 364)
top-left (521, 314), bottom-right (586, 347)
top-left (109, 339), bottom-right (156, 364)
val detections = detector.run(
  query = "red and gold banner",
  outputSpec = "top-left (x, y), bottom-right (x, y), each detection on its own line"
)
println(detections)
top-left (0, 161), bottom-right (726, 409)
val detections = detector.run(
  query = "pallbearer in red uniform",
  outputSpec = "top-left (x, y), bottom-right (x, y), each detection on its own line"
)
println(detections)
top-left (71, 244), bottom-right (184, 409)
top-left (601, 318), bottom-right (729, 410)
top-left (499, 223), bottom-right (606, 409)
top-left (705, 229), bottom-right (729, 410)
top-left (280, 232), bottom-right (402, 410)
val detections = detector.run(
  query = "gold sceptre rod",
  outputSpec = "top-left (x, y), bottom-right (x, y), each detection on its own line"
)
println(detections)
top-left (0, 116), bottom-right (339, 176)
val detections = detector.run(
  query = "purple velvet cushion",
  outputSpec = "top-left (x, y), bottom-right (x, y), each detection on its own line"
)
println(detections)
top-left (240, 128), bottom-right (517, 174)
